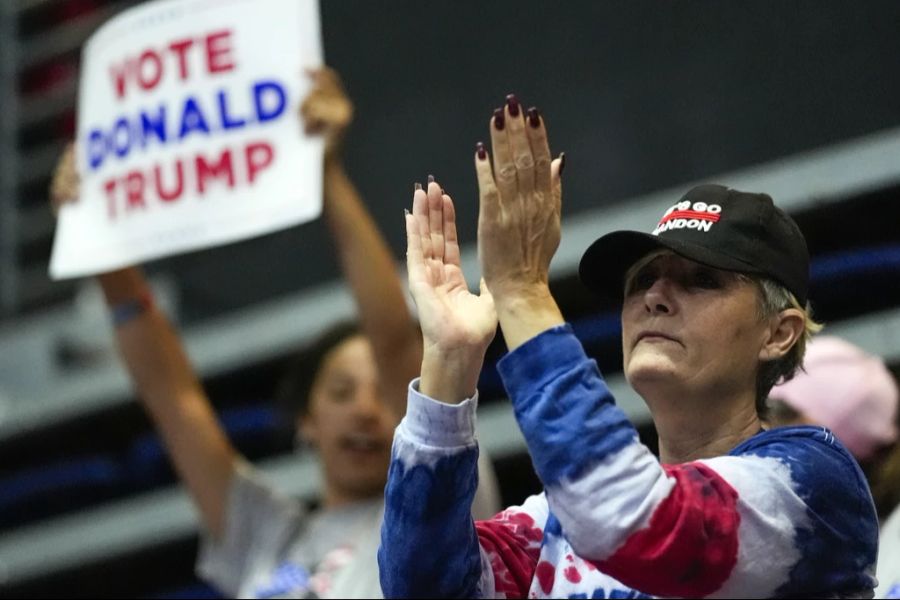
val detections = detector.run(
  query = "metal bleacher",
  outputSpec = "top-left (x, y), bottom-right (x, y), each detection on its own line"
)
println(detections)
top-left (1, 1), bottom-right (142, 319)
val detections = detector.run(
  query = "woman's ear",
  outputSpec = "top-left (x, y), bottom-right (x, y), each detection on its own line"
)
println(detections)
top-left (759, 308), bottom-right (805, 362)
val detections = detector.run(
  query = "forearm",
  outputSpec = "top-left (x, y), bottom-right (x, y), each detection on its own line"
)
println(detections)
top-left (498, 326), bottom-right (669, 554)
top-left (323, 160), bottom-right (422, 406)
top-left (98, 268), bottom-right (236, 537)
top-left (420, 344), bottom-right (487, 405)
top-left (499, 326), bottom-right (641, 482)
top-left (99, 269), bottom-right (203, 408)
top-left (378, 383), bottom-right (486, 598)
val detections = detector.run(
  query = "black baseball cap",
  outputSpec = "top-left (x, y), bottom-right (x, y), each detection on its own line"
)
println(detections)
top-left (579, 184), bottom-right (810, 305)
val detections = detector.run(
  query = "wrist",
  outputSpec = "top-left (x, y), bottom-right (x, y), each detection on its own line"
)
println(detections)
top-left (419, 344), bottom-right (487, 405)
top-left (323, 144), bottom-right (346, 171)
top-left (491, 282), bottom-right (553, 310)
top-left (109, 289), bottom-right (154, 327)
top-left (97, 267), bottom-right (148, 305)
top-left (493, 286), bottom-right (565, 352)
top-left (493, 284), bottom-right (560, 324)
top-left (323, 159), bottom-right (351, 199)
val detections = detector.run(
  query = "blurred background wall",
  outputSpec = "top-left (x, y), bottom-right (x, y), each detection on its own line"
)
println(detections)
top-left (1, 1), bottom-right (900, 597)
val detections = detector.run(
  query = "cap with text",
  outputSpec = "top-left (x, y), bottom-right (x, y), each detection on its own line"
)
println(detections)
top-left (579, 184), bottom-right (810, 304)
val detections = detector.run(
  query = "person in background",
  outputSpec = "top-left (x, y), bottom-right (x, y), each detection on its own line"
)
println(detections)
top-left (874, 446), bottom-right (900, 598)
top-left (766, 336), bottom-right (899, 598)
top-left (378, 95), bottom-right (878, 598)
top-left (50, 68), bottom-right (498, 599)
top-left (766, 336), bottom-right (897, 468)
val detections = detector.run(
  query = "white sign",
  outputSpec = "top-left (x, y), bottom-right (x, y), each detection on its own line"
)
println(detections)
top-left (50, 0), bottom-right (324, 279)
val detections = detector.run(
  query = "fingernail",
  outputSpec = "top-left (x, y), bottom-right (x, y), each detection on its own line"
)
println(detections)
top-left (506, 94), bottom-right (520, 117)
top-left (414, 182), bottom-right (422, 191)
top-left (441, 188), bottom-right (446, 195)
top-left (476, 142), bottom-right (487, 160)
top-left (559, 152), bottom-right (566, 176)
top-left (427, 174), bottom-right (435, 185)
top-left (527, 107), bottom-right (541, 128)
top-left (404, 208), bottom-right (410, 216)
top-left (493, 108), bottom-right (505, 131)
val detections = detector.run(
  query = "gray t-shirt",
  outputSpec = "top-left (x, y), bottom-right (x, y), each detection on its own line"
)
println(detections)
top-left (877, 504), bottom-right (900, 599)
top-left (198, 454), bottom-right (500, 598)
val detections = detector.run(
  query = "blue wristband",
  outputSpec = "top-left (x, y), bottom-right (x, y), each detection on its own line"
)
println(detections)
top-left (110, 292), bottom-right (153, 327)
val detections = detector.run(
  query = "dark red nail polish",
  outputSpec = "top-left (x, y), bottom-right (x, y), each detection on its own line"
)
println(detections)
top-left (527, 107), bottom-right (540, 128)
top-left (506, 94), bottom-right (520, 117)
top-left (558, 152), bottom-right (566, 176)
top-left (493, 108), bottom-right (505, 130)
top-left (476, 142), bottom-right (487, 160)
top-left (427, 174), bottom-right (435, 185)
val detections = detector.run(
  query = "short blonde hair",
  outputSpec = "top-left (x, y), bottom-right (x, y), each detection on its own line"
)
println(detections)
top-left (751, 277), bottom-right (823, 413)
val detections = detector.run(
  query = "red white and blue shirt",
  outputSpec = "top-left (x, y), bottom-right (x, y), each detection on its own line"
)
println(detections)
top-left (378, 325), bottom-right (878, 598)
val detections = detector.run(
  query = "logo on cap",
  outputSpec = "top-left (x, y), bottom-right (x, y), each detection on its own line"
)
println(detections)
top-left (652, 200), bottom-right (722, 236)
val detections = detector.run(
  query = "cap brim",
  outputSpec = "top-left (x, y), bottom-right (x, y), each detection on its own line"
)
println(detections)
top-left (579, 231), bottom-right (766, 301)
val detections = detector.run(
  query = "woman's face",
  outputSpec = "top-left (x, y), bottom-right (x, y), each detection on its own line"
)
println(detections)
top-left (621, 252), bottom-right (770, 406)
top-left (298, 335), bottom-right (397, 502)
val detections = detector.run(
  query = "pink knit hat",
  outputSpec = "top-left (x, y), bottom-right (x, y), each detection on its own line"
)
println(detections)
top-left (769, 336), bottom-right (899, 461)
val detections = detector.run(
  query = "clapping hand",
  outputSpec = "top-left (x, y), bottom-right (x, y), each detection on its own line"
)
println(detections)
top-left (406, 178), bottom-right (497, 404)
top-left (474, 95), bottom-right (566, 350)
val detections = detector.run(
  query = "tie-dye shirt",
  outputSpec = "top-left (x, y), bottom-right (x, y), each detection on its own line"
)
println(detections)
top-left (378, 325), bottom-right (878, 598)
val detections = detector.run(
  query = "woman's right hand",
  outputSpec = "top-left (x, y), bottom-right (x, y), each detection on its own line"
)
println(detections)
top-left (406, 179), bottom-right (497, 404)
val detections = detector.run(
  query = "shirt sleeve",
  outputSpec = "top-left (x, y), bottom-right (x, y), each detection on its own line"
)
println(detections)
top-left (196, 459), bottom-right (309, 597)
top-left (497, 324), bottom-right (878, 598)
top-left (378, 379), bottom-right (549, 599)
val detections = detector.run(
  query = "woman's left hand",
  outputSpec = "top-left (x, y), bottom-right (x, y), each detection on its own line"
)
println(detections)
top-left (473, 97), bottom-right (566, 351)
top-left (475, 98), bottom-right (564, 301)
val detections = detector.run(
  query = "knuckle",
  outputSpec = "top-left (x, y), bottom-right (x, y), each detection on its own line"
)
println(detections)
top-left (497, 165), bottom-right (517, 183)
top-left (514, 154), bottom-right (535, 171)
